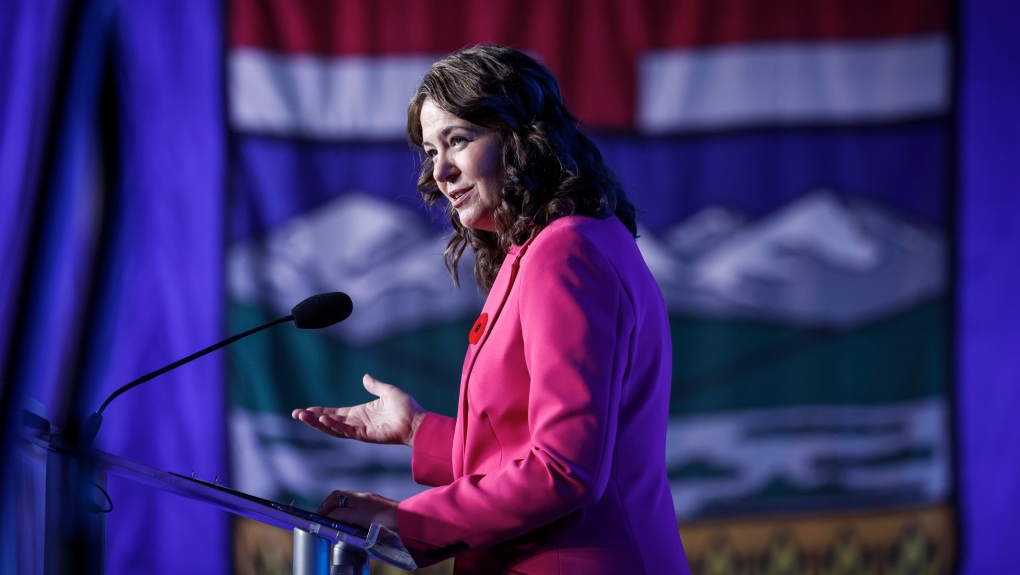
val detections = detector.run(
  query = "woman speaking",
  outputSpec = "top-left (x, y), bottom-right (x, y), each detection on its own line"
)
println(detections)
top-left (293, 45), bottom-right (690, 575)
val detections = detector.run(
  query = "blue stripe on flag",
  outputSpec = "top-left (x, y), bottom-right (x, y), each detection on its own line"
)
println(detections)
top-left (231, 138), bottom-right (430, 241)
top-left (232, 121), bottom-right (947, 242)
top-left (595, 121), bottom-right (948, 233)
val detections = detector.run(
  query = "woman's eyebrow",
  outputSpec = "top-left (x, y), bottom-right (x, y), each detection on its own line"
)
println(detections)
top-left (424, 124), bottom-right (477, 147)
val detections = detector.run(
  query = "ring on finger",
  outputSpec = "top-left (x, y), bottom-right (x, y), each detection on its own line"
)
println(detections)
top-left (338, 494), bottom-right (348, 508)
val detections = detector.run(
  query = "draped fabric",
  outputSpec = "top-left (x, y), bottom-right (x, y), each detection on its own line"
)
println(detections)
top-left (957, 0), bottom-right (1020, 572)
top-left (1, 1), bottom-right (1018, 574)
top-left (0, 1), bottom-right (228, 573)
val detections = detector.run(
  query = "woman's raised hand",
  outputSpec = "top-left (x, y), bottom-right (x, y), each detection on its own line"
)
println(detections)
top-left (292, 374), bottom-right (426, 447)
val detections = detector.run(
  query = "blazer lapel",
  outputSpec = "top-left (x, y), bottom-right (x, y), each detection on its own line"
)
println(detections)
top-left (453, 239), bottom-right (532, 477)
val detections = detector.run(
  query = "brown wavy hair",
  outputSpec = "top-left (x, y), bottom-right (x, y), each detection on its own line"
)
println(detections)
top-left (407, 45), bottom-right (637, 292)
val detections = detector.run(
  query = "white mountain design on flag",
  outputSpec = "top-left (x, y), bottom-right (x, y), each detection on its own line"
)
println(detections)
top-left (641, 189), bottom-right (946, 327)
top-left (229, 189), bottom-right (944, 345)
top-left (229, 193), bottom-right (484, 346)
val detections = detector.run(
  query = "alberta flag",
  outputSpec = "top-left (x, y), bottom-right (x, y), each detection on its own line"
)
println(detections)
top-left (224, 0), bottom-right (954, 573)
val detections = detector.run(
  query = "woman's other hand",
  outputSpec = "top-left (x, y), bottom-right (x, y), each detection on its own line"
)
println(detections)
top-left (317, 489), bottom-right (399, 532)
top-left (292, 374), bottom-right (426, 447)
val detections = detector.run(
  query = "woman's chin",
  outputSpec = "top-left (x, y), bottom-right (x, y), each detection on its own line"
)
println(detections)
top-left (458, 212), bottom-right (497, 232)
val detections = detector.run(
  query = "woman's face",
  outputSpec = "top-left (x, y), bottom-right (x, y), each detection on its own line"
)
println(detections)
top-left (420, 99), bottom-right (503, 232)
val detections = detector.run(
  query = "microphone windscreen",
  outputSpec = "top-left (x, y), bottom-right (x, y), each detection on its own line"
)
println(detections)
top-left (291, 292), bottom-right (353, 329)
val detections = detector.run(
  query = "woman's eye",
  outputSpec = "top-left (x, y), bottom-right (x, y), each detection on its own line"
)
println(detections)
top-left (451, 136), bottom-right (467, 146)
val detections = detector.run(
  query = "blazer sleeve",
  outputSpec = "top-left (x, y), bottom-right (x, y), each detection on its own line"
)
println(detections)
top-left (397, 225), bottom-right (632, 563)
top-left (411, 412), bottom-right (456, 487)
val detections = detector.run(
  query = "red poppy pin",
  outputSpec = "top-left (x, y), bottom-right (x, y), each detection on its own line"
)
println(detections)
top-left (468, 313), bottom-right (488, 344)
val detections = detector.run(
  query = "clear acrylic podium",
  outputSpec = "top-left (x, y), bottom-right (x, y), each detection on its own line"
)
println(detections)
top-left (21, 416), bottom-right (417, 575)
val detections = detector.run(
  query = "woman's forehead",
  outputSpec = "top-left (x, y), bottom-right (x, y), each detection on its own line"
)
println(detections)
top-left (420, 101), bottom-right (482, 143)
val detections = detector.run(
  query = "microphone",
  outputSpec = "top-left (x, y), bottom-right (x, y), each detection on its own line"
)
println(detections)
top-left (291, 291), bottom-right (353, 329)
top-left (80, 292), bottom-right (353, 444)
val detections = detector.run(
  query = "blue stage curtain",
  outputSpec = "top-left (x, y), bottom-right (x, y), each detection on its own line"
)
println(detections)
top-left (0, 0), bottom-right (67, 365)
top-left (89, 1), bottom-right (229, 572)
top-left (958, 0), bottom-right (1020, 573)
top-left (0, 0), bottom-right (229, 573)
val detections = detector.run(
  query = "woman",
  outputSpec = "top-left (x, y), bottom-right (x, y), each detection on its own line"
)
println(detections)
top-left (293, 45), bottom-right (690, 574)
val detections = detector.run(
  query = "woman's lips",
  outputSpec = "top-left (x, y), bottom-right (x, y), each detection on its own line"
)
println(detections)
top-left (449, 186), bottom-right (473, 209)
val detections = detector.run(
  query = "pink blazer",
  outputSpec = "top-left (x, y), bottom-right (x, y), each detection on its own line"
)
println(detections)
top-left (397, 215), bottom-right (690, 574)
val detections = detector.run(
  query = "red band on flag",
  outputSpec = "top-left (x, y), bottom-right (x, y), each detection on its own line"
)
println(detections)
top-left (230, 0), bottom-right (947, 55)
top-left (228, 0), bottom-right (948, 131)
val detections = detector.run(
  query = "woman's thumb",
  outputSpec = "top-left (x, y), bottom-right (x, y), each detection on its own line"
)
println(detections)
top-left (363, 373), bottom-right (383, 395)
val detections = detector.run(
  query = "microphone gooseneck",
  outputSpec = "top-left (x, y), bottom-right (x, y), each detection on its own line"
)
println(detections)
top-left (81, 292), bottom-right (353, 444)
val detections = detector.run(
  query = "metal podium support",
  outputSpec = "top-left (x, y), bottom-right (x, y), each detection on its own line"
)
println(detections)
top-left (292, 528), bottom-right (369, 575)
top-left (293, 528), bottom-right (330, 575)
top-left (331, 539), bottom-right (370, 575)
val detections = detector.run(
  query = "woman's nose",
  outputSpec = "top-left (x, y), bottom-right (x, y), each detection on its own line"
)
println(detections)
top-left (433, 152), bottom-right (458, 183)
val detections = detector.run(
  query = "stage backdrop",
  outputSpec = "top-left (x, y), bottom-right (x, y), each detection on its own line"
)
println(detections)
top-left (224, 1), bottom-right (955, 573)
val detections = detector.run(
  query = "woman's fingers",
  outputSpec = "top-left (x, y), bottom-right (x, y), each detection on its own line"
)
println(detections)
top-left (292, 409), bottom-right (352, 439)
top-left (292, 406), bottom-right (342, 420)
top-left (317, 489), bottom-right (355, 516)
top-left (316, 489), bottom-right (400, 531)
top-left (316, 413), bottom-right (360, 437)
